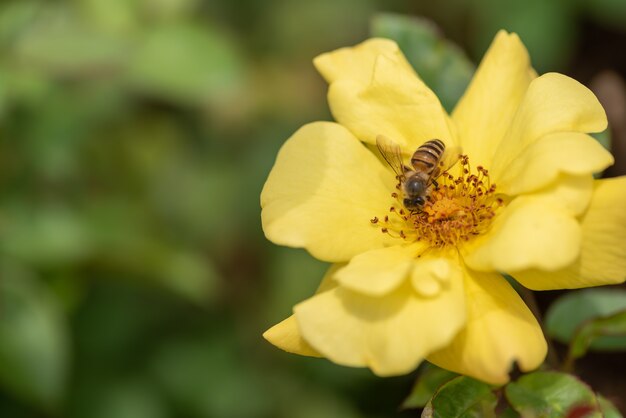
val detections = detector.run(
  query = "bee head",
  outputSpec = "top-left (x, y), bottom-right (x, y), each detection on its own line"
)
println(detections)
top-left (402, 177), bottom-right (427, 210)
top-left (403, 196), bottom-right (426, 210)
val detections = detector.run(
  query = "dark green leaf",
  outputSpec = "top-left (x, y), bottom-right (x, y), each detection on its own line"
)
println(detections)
top-left (505, 371), bottom-right (601, 418)
top-left (567, 310), bottom-right (626, 365)
top-left (545, 289), bottom-right (626, 351)
top-left (370, 13), bottom-right (474, 112)
top-left (402, 363), bottom-right (458, 409)
top-left (422, 376), bottom-right (497, 418)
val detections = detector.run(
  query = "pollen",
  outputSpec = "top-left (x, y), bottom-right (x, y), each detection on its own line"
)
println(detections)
top-left (372, 155), bottom-right (504, 249)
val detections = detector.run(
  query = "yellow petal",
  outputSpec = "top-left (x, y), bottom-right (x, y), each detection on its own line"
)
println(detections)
top-left (263, 264), bottom-right (341, 356)
top-left (335, 243), bottom-right (424, 296)
top-left (513, 177), bottom-right (626, 290)
top-left (328, 53), bottom-right (456, 150)
top-left (261, 122), bottom-right (398, 262)
top-left (463, 196), bottom-right (581, 272)
top-left (564, 177), bottom-right (626, 281)
top-left (493, 73), bottom-right (607, 174)
top-left (427, 268), bottom-right (547, 385)
top-left (313, 38), bottom-right (412, 85)
top-left (316, 263), bottom-right (342, 293)
top-left (263, 316), bottom-right (322, 357)
top-left (411, 254), bottom-right (462, 298)
top-left (495, 132), bottom-right (613, 197)
top-left (525, 174), bottom-right (594, 217)
top-left (294, 277), bottom-right (466, 376)
top-left (452, 30), bottom-right (534, 169)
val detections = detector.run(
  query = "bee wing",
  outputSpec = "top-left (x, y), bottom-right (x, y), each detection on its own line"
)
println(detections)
top-left (376, 135), bottom-right (407, 178)
top-left (428, 144), bottom-right (463, 187)
top-left (439, 145), bottom-right (463, 174)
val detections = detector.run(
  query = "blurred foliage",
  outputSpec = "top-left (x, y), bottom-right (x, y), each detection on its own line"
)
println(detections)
top-left (545, 289), bottom-right (626, 373)
top-left (0, 0), bottom-right (623, 417)
top-left (565, 310), bottom-right (626, 371)
top-left (0, 0), bottom-right (415, 417)
top-left (546, 289), bottom-right (626, 351)
top-left (413, 0), bottom-right (626, 73)
top-left (0, 263), bottom-right (68, 411)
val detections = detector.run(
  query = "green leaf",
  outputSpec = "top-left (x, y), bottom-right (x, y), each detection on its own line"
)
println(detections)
top-left (0, 264), bottom-right (69, 410)
top-left (591, 129), bottom-right (611, 152)
top-left (0, 205), bottom-right (92, 266)
top-left (422, 376), bottom-right (497, 418)
top-left (505, 371), bottom-right (601, 418)
top-left (567, 310), bottom-right (626, 365)
top-left (370, 13), bottom-right (474, 112)
top-left (155, 253), bottom-right (220, 305)
top-left (591, 130), bottom-right (611, 178)
top-left (545, 289), bottom-right (626, 351)
top-left (12, 4), bottom-right (127, 77)
top-left (127, 23), bottom-right (245, 106)
top-left (402, 363), bottom-right (458, 409)
top-left (598, 395), bottom-right (624, 418)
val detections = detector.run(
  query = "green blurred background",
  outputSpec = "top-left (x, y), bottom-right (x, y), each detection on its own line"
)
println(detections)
top-left (0, 1), bottom-right (624, 417)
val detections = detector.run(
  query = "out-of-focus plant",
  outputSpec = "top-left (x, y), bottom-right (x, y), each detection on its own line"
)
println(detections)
top-left (414, 0), bottom-right (626, 73)
top-left (0, 1), bottom-right (391, 417)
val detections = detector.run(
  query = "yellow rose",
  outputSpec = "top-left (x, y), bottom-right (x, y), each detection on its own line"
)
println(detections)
top-left (260, 31), bottom-right (626, 384)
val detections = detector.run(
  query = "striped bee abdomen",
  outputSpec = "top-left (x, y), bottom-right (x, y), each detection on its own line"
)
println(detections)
top-left (410, 139), bottom-right (445, 173)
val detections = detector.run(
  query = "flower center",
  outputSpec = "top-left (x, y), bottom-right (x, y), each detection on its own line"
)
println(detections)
top-left (371, 155), bottom-right (504, 249)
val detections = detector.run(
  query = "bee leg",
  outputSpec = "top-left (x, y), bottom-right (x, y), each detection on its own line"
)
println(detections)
top-left (432, 179), bottom-right (439, 189)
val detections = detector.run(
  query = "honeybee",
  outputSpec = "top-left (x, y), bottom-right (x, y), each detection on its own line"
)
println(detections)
top-left (376, 135), bottom-right (460, 211)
